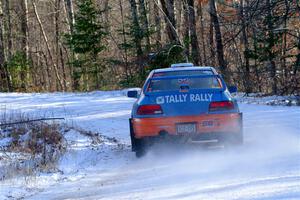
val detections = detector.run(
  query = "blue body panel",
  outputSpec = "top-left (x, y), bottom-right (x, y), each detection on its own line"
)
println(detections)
top-left (131, 67), bottom-right (240, 118)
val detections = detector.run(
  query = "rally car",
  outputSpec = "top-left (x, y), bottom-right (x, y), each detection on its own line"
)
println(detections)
top-left (128, 63), bottom-right (243, 157)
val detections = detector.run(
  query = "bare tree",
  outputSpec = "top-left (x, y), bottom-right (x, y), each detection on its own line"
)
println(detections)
top-left (64, 0), bottom-right (75, 34)
top-left (153, 1), bottom-right (162, 50)
top-left (119, 0), bottom-right (130, 81)
top-left (0, 0), bottom-right (6, 90)
top-left (183, 1), bottom-right (190, 58)
top-left (0, 0), bottom-right (11, 91)
top-left (208, 11), bottom-right (215, 66)
top-left (4, 0), bottom-right (12, 60)
top-left (19, 0), bottom-right (29, 91)
top-left (187, 0), bottom-right (201, 65)
top-left (239, 0), bottom-right (251, 93)
top-left (129, 0), bottom-right (144, 75)
top-left (138, 0), bottom-right (151, 51)
top-left (160, 0), bottom-right (177, 43)
top-left (265, 0), bottom-right (277, 94)
top-left (209, 0), bottom-right (228, 82)
top-left (32, 0), bottom-right (63, 91)
top-left (197, 1), bottom-right (207, 65)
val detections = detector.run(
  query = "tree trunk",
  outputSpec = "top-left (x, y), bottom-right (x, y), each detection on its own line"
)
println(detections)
top-left (55, 0), bottom-right (65, 91)
top-left (0, 0), bottom-right (11, 91)
top-left (240, 0), bottom-right (251, 93)
top-left (21, 0), bottom-right (29, 59)
top-left (295, 36), bottom-right (300, 83)
top-left (129, 0), bottom-right (144, 76)
top-left (4, 0), bottom-right (12, 60)
top-left (104, 0), bottom-right (110, 33)
top-left (60, 46), bottom-right (67, 91)
top-left (252, 28), bottom-right (262, 92)
top-left (0, 0), bottom-right (6, 91)
top-left (138, 0), bottom-right (151, 52)
top-left (160, 0), bottom-right (177, 43)
top-left (209, 14), bottom-right (215, 66)
top-left (175, 0), bottom-right (182, 37)
top-left (64, 0), bottom-right (75, 34)
top-left (62, 0), bottom-right (76, 90)
top-left (198, 2), bottom-right (207, 65)
top-left (187, 0), bottom-right (201, 65)
top-left (20, 0), bottom-right (29, 91)
top-left (282, 0), bottom-right (289, 82)
top-left (209, 0), bottom-right (228, 83)
top-left (32, 0), bottom-right (63, 91)
top-left (119, 0), bottom-right (130, 81)
top-left (266, 0), bottom-right (277, 94)
top-left (183, 1), bottom-right (190, 58)
top-left (153, 1), bottom-right (161, 50)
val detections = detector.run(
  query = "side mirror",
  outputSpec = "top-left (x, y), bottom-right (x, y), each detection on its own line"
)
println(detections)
top-left (127, 90), bottom-right (139, 98)
top-left (228, 86), bottom-right (238, 93)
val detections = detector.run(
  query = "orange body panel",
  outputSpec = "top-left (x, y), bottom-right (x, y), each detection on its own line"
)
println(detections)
top-left (132, 113), bottom-right (242, 138)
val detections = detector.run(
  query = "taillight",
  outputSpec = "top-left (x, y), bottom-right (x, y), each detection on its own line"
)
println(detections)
top-left (209, 101), bottom-right (234, 111)
top-left (137, 105), bottom-right (163, 115)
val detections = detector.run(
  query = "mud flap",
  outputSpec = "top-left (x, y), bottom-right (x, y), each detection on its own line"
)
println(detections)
top-left (129, 118), bottom-right (140, 152)
top-left (237, 112), bottom-right (244, 144)
top-left (229, 113), bottom-right (243, 145)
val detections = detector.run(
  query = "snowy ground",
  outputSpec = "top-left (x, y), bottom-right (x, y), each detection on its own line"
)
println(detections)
top-left (234, 93), bottom-right (300, 106)
top-left (0, 91), bottom-right (299, 199)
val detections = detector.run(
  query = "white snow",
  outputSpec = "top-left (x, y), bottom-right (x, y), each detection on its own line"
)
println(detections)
top-left (234, 93), bottom-right (300, 106)
top-left (0, 91), bottom-right (299, 200)
top-left (0, 137), bottom-right (12, 147)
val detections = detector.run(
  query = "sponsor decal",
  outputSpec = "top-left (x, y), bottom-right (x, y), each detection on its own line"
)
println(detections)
top-left (178, 78), bottom-right (190, 84)
top-left (156, 96), bottom-right (165, 104)
top-left (156, 93), bottom-right (213, 104)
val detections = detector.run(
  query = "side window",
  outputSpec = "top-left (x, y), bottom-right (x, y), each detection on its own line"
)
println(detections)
top-left (212, 78), bottom-right (221, 88)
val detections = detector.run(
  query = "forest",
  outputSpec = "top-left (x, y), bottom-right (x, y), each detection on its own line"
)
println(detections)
top-left (0, 0), bottom-right (299, 95)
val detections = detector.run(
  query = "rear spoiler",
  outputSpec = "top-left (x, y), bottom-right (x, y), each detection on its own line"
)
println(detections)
top-left (149, 74), bottom-right (222, 80)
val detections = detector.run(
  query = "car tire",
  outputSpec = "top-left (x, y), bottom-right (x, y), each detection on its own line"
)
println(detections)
top-left (223, 131), bottom-right (243, 148)
top-left (233, 119), bottom-right (244, 145)
top-left (227, 119), bottom-right (243, 146)
top-left (232, 131), bottom-right (243, 145)
top-left (135, 138), bottom-right (147, 158)
top-left (235, 115), bottom-right (244, 145)
top-left (129, 119), bottom-right (138, 152)
top-left (129, 119), bottom-right (149, 158)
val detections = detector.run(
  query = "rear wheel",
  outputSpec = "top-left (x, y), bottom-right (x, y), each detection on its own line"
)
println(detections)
top-left (129, 119), bottom-right (149, 157)
top-left (223, 130), bottom-right (243, 147)
top-left (135, 138), bottom-right (149, 158)
top-left (226, 117), bottom-right (243, 146)
top-left (129, 119), bottom-right (138, 152)
top-left (233, 118), bottom-right (244, 145)
top-left (231, 131), bottom-right (243, 145)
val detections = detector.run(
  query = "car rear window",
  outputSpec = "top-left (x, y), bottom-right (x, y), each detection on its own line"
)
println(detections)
top-left (147, 77), bottom-right (222, 92)
top-left (153, 70), bottom-right (214, 77)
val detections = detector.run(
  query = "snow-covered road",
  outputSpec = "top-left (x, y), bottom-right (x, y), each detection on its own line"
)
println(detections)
top-left (0, 91), bottom-right (299, 199)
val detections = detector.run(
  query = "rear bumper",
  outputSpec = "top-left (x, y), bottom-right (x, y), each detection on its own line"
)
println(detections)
top-left (132, 113), bottom-right (242, 139)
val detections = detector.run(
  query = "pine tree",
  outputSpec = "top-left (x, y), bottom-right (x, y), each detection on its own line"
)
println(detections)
top-left (65, 0), bottom-right (107, 91)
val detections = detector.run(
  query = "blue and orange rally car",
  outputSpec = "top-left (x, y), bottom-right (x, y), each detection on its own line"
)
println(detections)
top-left (128, 63), bottom-right (243, 157)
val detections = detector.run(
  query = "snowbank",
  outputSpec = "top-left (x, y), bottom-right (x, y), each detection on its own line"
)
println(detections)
top-left (235, 93), bottom-right (300, 106)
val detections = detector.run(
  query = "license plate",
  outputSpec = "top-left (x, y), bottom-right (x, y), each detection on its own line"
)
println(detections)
top-left (176, 123), bottom-right (197, 134)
